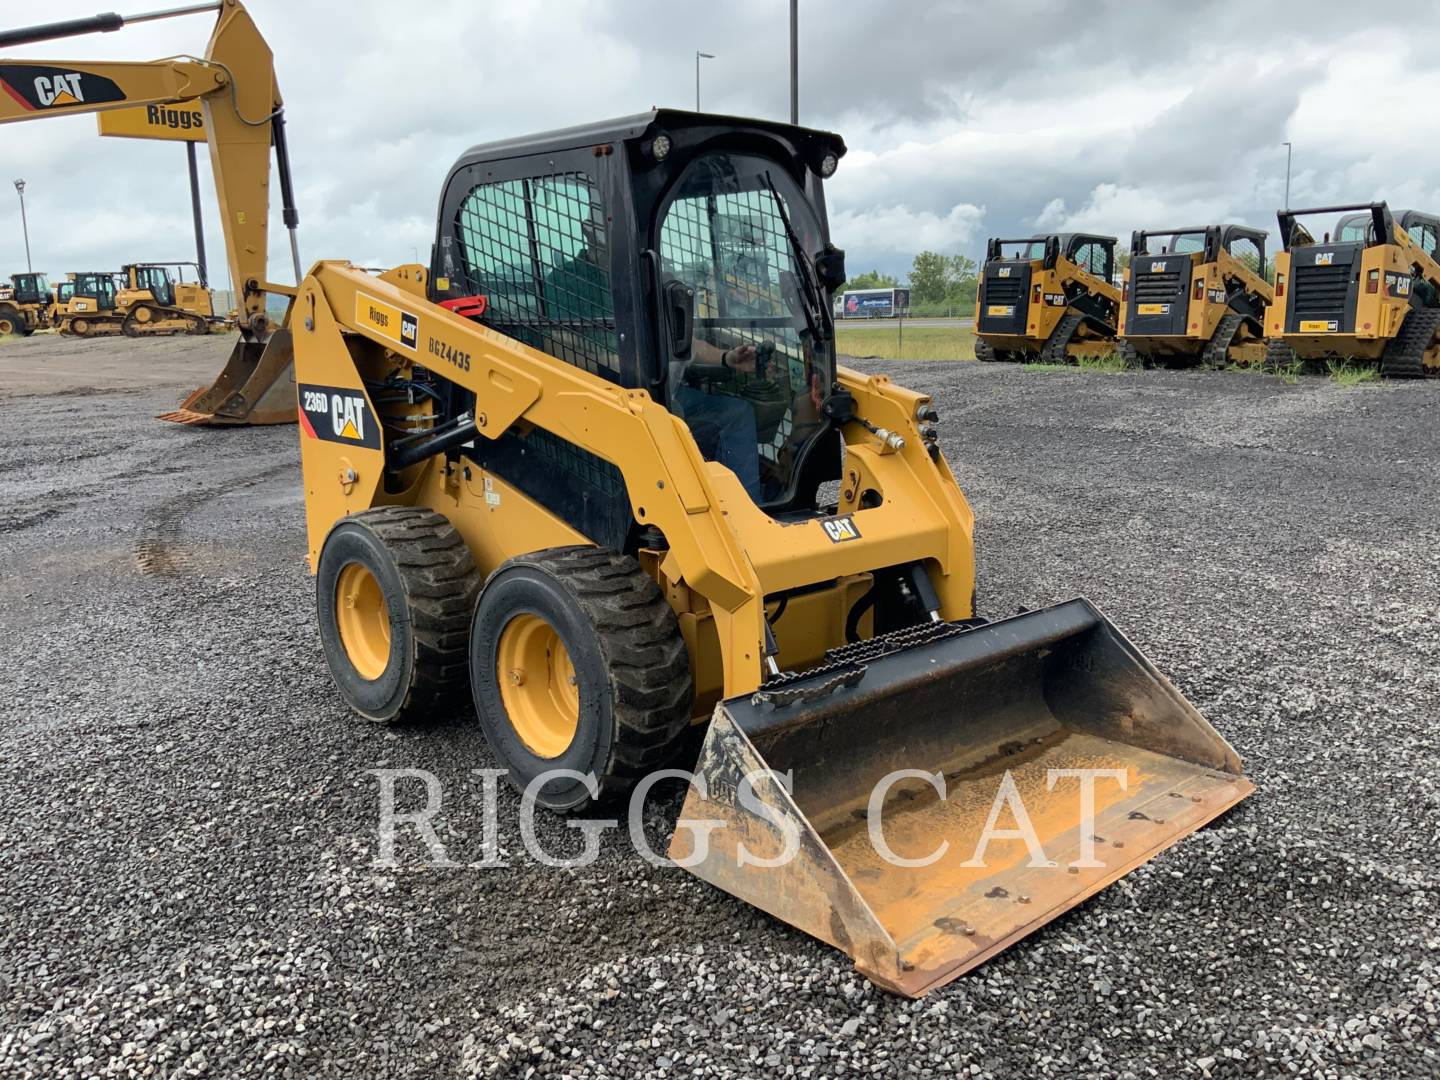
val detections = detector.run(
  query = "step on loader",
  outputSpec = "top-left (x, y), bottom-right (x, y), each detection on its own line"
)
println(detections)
top-left (974, 233), bottom-right (1122, 363)
top-left (1266, 202), bottom-right (1440, 378)
top-left (286, 110), bottom-right (1253, 996)
top-left (1119, 226), bottom-right (1272, 369)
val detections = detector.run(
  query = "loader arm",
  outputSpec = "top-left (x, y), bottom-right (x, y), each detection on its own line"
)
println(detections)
top-left (0, 1), bottom-right (300, 424)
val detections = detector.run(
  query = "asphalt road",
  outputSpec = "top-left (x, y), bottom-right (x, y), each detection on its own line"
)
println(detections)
top-left (0, 333), bottom-right (1436, 1078)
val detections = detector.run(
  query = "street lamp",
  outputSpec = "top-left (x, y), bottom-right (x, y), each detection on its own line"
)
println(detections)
top-left (1282, 142), bottom-right (1293, 210)
top-left (14, 179), bottom-right (31, 273)
top-left (695, 51), bottom-right (715, 111)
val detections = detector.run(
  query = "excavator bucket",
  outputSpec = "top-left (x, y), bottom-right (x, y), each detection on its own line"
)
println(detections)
top-left (158, 330), bottom-right (296, 426)
top-left (671, 599), bottom-right (1253, 998)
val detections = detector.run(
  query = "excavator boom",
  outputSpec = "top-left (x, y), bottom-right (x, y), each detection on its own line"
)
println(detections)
top-left (0, 1), bottom-right (299, 424)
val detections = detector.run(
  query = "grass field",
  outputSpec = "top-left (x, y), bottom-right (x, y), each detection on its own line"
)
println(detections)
top-left (835, 324), bottom-right (975, 361)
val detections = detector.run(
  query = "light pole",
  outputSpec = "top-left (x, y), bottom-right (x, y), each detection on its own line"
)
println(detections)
top-left (14, 179), bottom-right (31, 273)
top-left (695, 51), bottom-right (715, 111)
top-left (790, 0), bottom-right (798, 124)
top-left (1282, 141), bottom-right (1293, 209)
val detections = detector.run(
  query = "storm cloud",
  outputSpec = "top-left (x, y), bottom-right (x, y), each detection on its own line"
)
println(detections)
top-left (3, 0), bottom-right (1437, 285)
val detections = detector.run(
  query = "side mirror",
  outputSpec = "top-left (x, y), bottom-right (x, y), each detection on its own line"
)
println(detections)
top-left (663, 279), bottom-right (694, 360)
top-left (814, 244), bottom-right (846, 292)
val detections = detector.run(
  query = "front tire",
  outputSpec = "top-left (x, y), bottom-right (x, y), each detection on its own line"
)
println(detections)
top-left (470, 547), bottom-right (693, 813)
top-left (317, 507), bottom-right (479, 723)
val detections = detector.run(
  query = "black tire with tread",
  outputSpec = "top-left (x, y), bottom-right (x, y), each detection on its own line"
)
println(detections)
top-left (1380, 307), bottom-right (1438, 379)
top-left (1201, 312), bottom-right (1244, 370)
top-left (1040, 312), bottom-right (1084, 365)
top-left (0, 304), bottom-right (20, 337)
top-left (317, 506), bottom-right (479, 724)
top-left (470, 546), bottom-right (693, 813)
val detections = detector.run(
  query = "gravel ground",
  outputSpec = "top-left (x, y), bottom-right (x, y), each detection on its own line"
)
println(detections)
top-left (0, 336), bottom-right (1437, 1078)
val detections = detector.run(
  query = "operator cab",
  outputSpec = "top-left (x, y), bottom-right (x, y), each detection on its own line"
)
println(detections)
top-left (71, 272), bottom-right (118, 311)
top-left (430, 110), bottom-right (848, 546)
top-left (127, 264), bottom-right (177, 307)
top-left (10, 272), bottom-right (49, 305)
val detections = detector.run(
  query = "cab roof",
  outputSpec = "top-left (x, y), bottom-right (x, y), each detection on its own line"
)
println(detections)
top-left (451, 108), bottom-right (847, 170)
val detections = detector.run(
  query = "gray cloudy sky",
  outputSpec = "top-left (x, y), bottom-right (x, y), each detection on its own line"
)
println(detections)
top-left (4, 0), bottom-right (1439, 287)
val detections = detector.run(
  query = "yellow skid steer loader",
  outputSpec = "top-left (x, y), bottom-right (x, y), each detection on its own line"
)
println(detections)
top-left (1266, 202), bottom-right (1440, 377)
top-left (1119, 225), bottom-right (1272, 369)
top-left (3, 6), bottom-right (1254, 996)
top-left (974, 234), bottom-right (1122, 363)
top-left (290, 112), bottom-right (1252, 995)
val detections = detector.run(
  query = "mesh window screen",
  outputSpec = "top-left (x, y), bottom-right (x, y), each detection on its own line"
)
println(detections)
top-left (659, 184), bottom-right (812, 469)
top-left (453, 172), bottom-right (620, 380)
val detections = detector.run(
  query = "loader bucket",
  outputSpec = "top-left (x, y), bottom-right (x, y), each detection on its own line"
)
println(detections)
top-left (157, 330), bottom-right (296, 426)
top-left (671, 598), bottom-right (1253, 998)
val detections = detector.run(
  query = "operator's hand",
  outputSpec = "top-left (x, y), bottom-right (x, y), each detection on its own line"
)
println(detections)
top-left (722, 345), bottom-right (758, 372)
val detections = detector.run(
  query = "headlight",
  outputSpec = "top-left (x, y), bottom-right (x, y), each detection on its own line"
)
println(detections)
top-left (650, 134), bottom-right (672, 161)
top-left (819, 152), bottom-right (838, 178)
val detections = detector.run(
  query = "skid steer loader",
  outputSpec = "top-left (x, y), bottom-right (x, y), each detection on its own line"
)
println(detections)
top-left (1119, 225), bottom-right (1272, 369)
top-left (0, 272), bottom-right (53, 335)
top-left (0, 0), bottom-right (301, 422)
top-left (974, 233), bottom-right (1122, 363)
top-left (1266, 202), bottom-right (1440, 377)
top-left (287, 110), bottom-right (1253, 997)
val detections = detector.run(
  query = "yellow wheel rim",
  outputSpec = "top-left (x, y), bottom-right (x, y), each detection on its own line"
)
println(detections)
top-left (497, 613), bottom-right (579, 758)
top-left (0, 318), bottom-right (14, 335)
top-left (335, 562), bottom-right (391, 681)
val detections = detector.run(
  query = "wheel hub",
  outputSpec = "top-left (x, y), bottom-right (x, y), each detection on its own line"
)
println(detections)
top-left (497, 613), bottom-right (579, 758)
top-left (335, 562), bottom-right (391, 680)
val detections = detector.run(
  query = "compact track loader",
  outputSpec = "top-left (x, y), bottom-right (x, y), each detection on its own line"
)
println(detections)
top-left (0, 272), bottom-right (53, 335)
top-left (1, 0), bottom-right (301, 422)
top-left (1119, 225), bottom-right (1272, 369)
top-left (287, 111), bottom-right (1252, 996)
top-left (1266, 202), bottom-right (1440, 377)
top-left (974, 233), bottom-right (1122, 363)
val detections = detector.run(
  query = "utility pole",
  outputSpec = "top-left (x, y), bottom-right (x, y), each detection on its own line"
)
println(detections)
top-left (1282, 141), bottom-right (1293, 209)
top-left (14, 179), bottom-right (31, 273)
top-left (695, 51), bottom-right (715, 111)
top-left (789, 0), bottom-right (799, 124)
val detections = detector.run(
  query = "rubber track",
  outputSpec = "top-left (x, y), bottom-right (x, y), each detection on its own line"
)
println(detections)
top-left (1040, 312), bottom-right (1084, 365)
top-left (1380, 307), bottom-right (1439, 379)
top-left (348, 506), bottom-right (479, 720)
top-left (1264, 336), bottom-right (1298, 372)
top-left (1201, 312), bottom-right (1243, 370)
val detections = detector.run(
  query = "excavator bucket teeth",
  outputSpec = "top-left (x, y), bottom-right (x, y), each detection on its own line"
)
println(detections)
top-left (157, 330), bottom-right (296, 426)
top-left (672, 599), bottom-right (1253, 998)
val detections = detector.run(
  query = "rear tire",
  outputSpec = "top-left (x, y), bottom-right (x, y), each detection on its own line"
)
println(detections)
top-left (1380, 308), bottom-right (1438, 379)
top-left (0, 305), bottom-right (20, 337)
top-left (470, 546), bottom-right (693, 813)
top-left (317, 507), bottom-right (479, 723)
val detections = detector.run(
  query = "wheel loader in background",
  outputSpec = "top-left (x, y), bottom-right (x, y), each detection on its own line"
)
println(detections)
top-left (1119, 225), bottom-right (1272, 368)
top-left (0, 0), bottom-right (300, 422)
top-left (974, 233), bottom-right (1122, 363)
top-left (1265, 202), bottom-right (1440, 377)
top-left (5, 7), bottom-right (1254, 998)
top-left (0, 272), bottom-right (54, 335)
